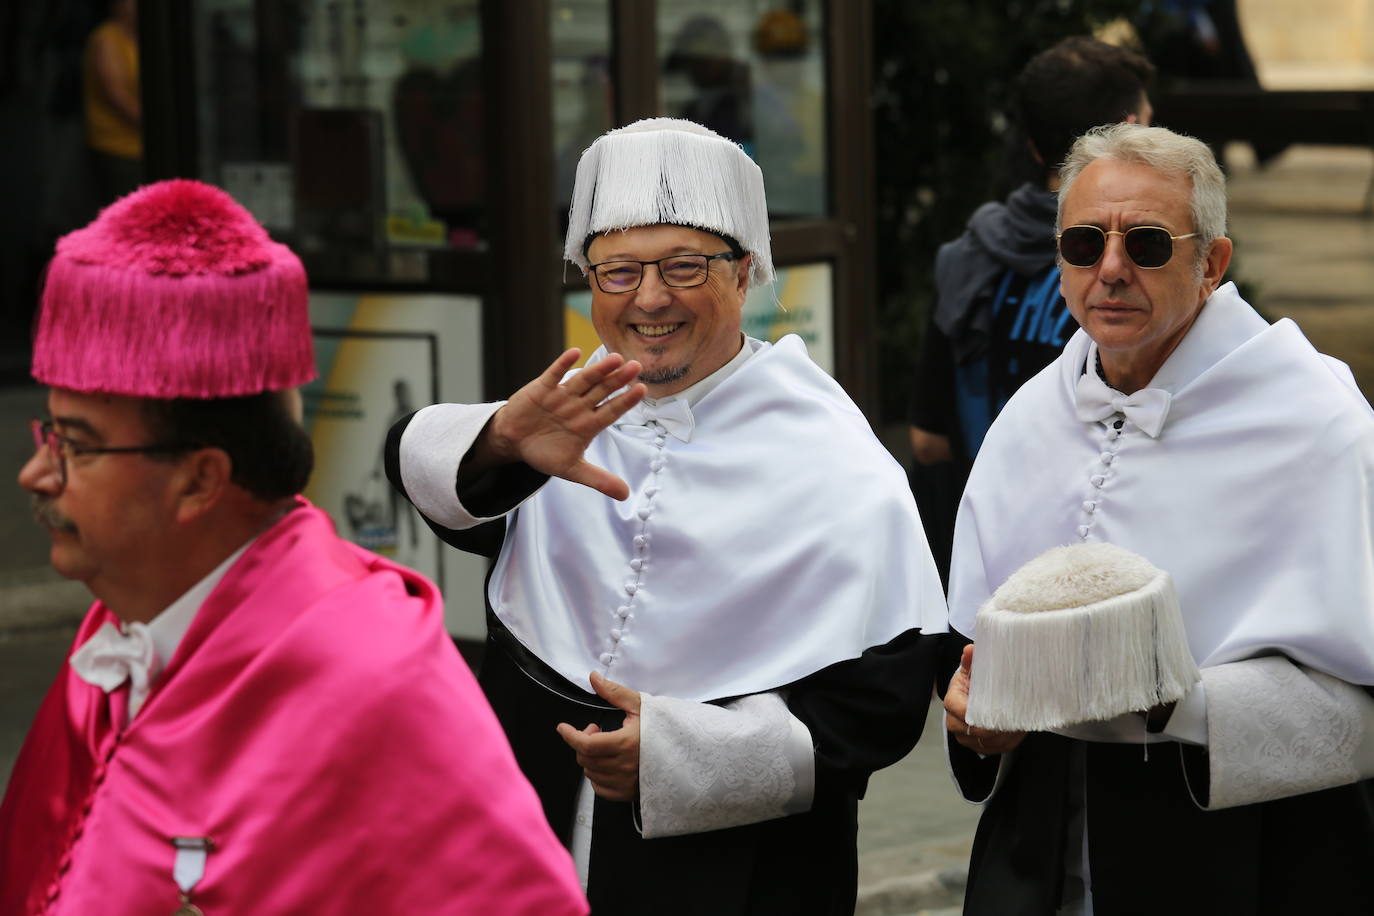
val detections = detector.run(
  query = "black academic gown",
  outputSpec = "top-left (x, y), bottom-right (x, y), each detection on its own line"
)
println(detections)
top-left (385, 417), bottom-right (950, 916)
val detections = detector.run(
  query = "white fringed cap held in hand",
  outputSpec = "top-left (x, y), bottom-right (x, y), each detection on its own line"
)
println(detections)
top-left (563, 118), bottom-right (775, 289)
top-left (965, 542), bottom-right (1201, 732)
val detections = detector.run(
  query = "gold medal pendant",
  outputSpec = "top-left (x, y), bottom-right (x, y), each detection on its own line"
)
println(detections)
top-left (171, 896), bottom-right (204, 916)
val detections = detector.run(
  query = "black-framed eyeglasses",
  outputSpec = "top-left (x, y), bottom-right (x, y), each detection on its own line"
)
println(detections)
top-left (588, 252), bottom-right (736, 293)
top-left (29, 418), bottom-right (194, 488)
top-left (1056, 225), bottom-right (1199, 270)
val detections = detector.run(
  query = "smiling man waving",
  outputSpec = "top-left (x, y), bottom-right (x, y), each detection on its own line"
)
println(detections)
top-left (385, 118), bottom-right (949, 916)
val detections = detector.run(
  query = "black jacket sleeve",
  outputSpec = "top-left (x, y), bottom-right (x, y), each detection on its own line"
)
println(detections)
top-left (383, 408), bottom-right (549, 559)
top-left (909, 310), bottom-right (958, 436)
top-left (786, 629), bottom-right (959, 802)
top-left (937, 629), bottom-right (1003, 801)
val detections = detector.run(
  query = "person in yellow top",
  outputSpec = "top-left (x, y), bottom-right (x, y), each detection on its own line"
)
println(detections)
top-left (84, 0), bottom-right (141, 202)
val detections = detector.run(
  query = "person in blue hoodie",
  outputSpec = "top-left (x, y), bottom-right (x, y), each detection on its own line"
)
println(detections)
top-left (908, 37), bottom-right (1154, 579)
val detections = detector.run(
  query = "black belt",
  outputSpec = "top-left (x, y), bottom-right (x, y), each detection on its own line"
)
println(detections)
top-left (486, 609), bottom-right (616, 711)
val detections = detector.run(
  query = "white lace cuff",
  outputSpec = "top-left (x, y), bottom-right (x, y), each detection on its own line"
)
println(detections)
top-left (397, 402), bottom-right (507, 529)
top-left (1198, 657), bottom-right (1374, 809)
top-left (638, 691), bottom-right (814, 838)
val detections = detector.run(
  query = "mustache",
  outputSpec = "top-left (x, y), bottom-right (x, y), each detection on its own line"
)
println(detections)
top-left (31, 495), bottom-right (78, 535)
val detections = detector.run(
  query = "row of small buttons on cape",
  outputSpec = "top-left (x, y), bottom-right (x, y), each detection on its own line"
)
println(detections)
top-left (600, 422), bottom-right (670, 672)
top-left (1078, 417), bottom-right (1125, 541)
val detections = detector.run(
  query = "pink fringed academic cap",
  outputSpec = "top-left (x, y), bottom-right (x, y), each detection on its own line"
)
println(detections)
top-left (32, 180), bottom-right (316, 398)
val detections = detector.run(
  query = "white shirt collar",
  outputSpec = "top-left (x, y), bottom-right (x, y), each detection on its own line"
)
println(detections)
top-left (141, 538), bottom-right (255, 676)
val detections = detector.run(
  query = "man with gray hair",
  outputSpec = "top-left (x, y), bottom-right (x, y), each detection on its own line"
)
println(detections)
top-left (386, 118), bottom-right (949, 915)
top-left (942, 123), bottom-right (1374, 913)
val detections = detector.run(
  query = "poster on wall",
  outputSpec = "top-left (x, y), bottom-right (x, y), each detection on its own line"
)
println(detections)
top-left (305, 292), bottom-right (488, 639)
top-left (742, 261), bottom-right (833, 373)
top-left (563, 261), bottom-right (835, 374)
top-left (307, 329), bottom-right (436, 558)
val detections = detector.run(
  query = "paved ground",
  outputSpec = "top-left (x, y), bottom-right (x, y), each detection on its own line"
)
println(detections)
top-left (1, 143), bottom-right (1371, 914)
top-left (0, 624), bottom-right (76, 778)
top-left (1225, 143), bottom-right (1374, 395)
top-left (856, 702), bottom-right (978, 914)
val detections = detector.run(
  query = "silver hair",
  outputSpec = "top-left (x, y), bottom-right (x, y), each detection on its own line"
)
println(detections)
top-left (1056, 123), bottom-right (1228, 263)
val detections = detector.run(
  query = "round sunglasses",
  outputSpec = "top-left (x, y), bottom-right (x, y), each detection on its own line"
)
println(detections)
top-left (1056, 225), bottom-right (1198, 269)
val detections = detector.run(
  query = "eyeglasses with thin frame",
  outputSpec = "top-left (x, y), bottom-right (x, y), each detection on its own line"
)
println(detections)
top-left (588, 252), bottom-right (736, 294)
top-left (1056, 225), bottom-right (1199, 270)
top-left (29, 418), bottom-right (193, 488)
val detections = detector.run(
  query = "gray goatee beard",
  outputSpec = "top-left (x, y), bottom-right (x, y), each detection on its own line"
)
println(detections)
top-left (638, 364), bottom-right (690, 386)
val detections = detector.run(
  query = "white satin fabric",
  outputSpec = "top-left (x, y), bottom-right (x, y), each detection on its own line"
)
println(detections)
top-left (398, 400), bottom-right (506, 531)
top-left (950, 283), bottom-right (1374, 686)
top-left (482, 334), bottom-right (946, 702)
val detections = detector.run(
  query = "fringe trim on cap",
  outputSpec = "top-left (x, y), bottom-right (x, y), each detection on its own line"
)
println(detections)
top-left (564, 118), bottom-right (775, 289)
top-left (966, 570), bottom-right (1202, 732)
top-left (33, 251), bottom-right (315, 398)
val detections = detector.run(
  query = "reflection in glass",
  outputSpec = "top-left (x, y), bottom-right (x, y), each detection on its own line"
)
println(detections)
top-left (658, 1), bottom-right (827, 218)
top-left (192, 1), bottom-right (484, 283)
top-left (552, 1), bottom-right (614, 238)
top-left (85, 0), bottom-right (143, 207)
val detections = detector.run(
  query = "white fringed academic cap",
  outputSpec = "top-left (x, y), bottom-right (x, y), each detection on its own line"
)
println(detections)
top-left (965, 543), bottom-right (1201, 732)
top-left (563, 118), bottom-right (775, 289)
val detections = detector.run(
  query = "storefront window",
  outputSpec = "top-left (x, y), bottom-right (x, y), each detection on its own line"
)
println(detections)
top-left (192, 0), bottom-right (484, 284)
top-left (552, 1), bottom-right (614, 239)
top-left (658, 1), bottom-right (827, 218)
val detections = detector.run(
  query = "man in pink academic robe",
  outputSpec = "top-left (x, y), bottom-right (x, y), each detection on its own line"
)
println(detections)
top-left (1, 179), bottom-right (586, 915)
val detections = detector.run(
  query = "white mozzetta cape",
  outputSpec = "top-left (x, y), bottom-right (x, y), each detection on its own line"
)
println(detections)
top-left (949, 283), bottom-right (1374, 686)
top-left (490, 335), bottom-right (948, 702)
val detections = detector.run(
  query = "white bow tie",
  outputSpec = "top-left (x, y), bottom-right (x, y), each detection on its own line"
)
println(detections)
top-left (617, 397), bottom-right (695, 442)
top-left (70, 620), bottom-right (160, 719)
top-left (1074, 369), bottom-right (1173, 439)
